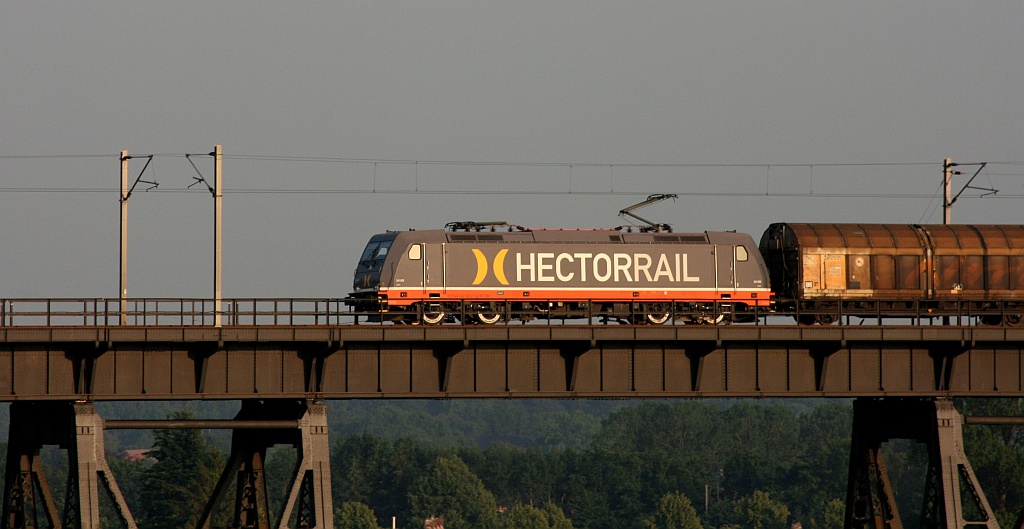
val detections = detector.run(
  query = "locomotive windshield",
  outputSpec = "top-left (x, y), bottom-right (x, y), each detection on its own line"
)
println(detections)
top-left (358, 239), bottom-right (393, 267)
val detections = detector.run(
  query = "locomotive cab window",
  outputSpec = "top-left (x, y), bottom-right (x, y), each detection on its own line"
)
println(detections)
top-left (359, 240), bottom-right (393, 266)
top-left (408, 244), bottom-right (421, 260)
top-left (736, 246), bottom-right (749, 262)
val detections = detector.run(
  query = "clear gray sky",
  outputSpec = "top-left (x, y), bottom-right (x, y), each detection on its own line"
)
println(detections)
top-left (1, 2), bottom-right (1021, 298)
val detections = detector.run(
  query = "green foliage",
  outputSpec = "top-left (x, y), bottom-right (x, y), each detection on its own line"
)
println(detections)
top-left (957, 398), bottom-right (1024, 526)
top-left (46, 399), bottom-right (1024, 527)
top-left (336, 501), bottom-right (381, 529)
top-left (408, 454), bottom-right (498, 529)
top-left (265, 446), bottom-right (299, 527)
top-left (0, 400), bottom-right (851, 529)
top-left (542, 501), bottom-right (574, 529)
top-left (332, 434), bottom-right (433, 528)
top-left (502, 501), bottom-right (573, 529)
top-left (643, 491), bottom-right (703, 529)
top-left (533, 411), bottom-right (603, 450)
top-left (733, 491), bottom-right (789, 529)
top-left (821, 498), bottom-right (845, 529)
top-left (20, 398), bottom-right (1024, 529)
top-left (471, 443), bottom-right (564, 508)
top-left (504, 503), bottom-right (550, 529)
top-left (782, 402), bottom-right (852, 526)
top-left (328, 400), bottom-right (620, 449)
top-left (593, 401), bottom-right (719, 456)
top-left (96, 401), bottom-right (239, 452)
top-left (875, 439), bottom-right (927, 529)
top-left (103, 451), bottom-right (146, 528)
top-left (136, 409), bottom-right (225, 529)
top-left (39, 446), bottom-right (69, 518)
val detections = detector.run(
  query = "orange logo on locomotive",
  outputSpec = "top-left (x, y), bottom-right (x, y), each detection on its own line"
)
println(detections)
top-left (471, 249), bottom-right (510, 286)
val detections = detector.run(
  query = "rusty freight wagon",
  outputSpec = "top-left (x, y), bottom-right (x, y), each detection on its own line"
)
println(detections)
top-left (349, 223), bottom-right (773, 324)
top-left (760, 223), bottom-right (1024, 325)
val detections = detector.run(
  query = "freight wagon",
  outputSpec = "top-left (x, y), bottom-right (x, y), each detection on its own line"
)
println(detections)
top-left (760, 223), bottom-right (1024, 325)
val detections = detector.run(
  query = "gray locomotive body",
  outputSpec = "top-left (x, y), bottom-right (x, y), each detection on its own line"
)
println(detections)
top-left (350, 226), bottom-right (772, 324)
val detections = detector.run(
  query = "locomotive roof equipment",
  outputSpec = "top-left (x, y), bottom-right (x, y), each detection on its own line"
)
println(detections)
top-left (618, 193), bottom-right (678, 233)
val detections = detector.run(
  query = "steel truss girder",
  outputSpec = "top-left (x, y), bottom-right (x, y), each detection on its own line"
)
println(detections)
top-left (846, 398), bottom-right (999, 529)
top-left (2, 400), bottom-right (332, 529)
top-left (1, 402), bottom-right (137, 529)
top-left (196, 400), bottom-right (333, 529)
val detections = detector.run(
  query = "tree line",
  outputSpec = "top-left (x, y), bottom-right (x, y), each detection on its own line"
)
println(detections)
top-left (2, 398), bottom-right (1022, 529)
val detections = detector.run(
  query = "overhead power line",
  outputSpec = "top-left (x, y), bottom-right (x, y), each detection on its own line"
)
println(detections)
top-left (0, 153), bottom-right (186, 160)
top-left (2, 155), bottom-right (1023, 201)
top-left (4, 187), bottom-right (1024, 200)
top-left (3, 152), bottom-right (1022, 167)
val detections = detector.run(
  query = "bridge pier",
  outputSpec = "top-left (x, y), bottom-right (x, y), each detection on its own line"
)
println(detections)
top-left (846, 398), bottom-right (998, 529)
top-left (1, 400), bottom-right (332, 529)
top-left (1, 402), bottom-right (136, 529)
top-left (196, 400), bottom-right (333, 529)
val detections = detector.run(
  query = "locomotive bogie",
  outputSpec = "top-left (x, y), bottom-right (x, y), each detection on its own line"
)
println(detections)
top-left (364, 299), bottom-right (757, 325)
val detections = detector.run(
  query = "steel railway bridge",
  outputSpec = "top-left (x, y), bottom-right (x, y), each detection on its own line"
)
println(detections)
top-left (2, 298), bottom-right (1024, 529)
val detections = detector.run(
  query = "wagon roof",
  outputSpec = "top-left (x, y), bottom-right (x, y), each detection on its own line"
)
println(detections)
top-left (775, 223), bottom-right (1024, 250)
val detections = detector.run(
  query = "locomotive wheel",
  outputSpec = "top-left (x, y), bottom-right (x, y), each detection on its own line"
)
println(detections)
top-left (689, 313), bottom-right (726, 325)
top-left (645, 312), bottom-right (671, 325)
top-left (474, 313), bottom-right (502, 324)
top-left (420, 305), bottom-right (446, 325)
top-left (630, 303), bottom-right (670, 325)
top-left (644, 304), bottom-right (671, 324)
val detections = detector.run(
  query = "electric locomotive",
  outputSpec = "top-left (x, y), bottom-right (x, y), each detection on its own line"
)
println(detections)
top-left (349, 221), bottom-right (773, 324)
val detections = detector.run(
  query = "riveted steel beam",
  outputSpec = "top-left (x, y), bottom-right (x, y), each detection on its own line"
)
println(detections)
top-left (1, 326), bottom-right (1024, 399)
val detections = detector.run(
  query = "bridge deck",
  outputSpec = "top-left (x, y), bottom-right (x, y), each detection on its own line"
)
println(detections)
top-left (1, 324), bottom-right (1022, 400)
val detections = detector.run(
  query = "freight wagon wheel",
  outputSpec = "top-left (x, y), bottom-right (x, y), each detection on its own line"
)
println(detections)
top-left (474, 313), bottom-right (502, 324)
top-left (815, 314), bottom-right (837, 325)
top-left (1004, 314), bottom-right (1023, 327)
top-left (979, 315), bottom-right (1003, 326)
top-left (796, 315), bottom-right (816, 326)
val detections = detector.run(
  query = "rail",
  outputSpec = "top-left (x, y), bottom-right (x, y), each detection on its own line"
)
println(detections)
top-left (0, 298), bottom-right (1019, 327)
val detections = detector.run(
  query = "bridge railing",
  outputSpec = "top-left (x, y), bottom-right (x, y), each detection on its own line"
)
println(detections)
top-left (0, 298), bottom-right (352, 327)
top-left (0, 298), bottom-right (1019, 327)
top-left (3, 298), bottom-right (772, 326)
